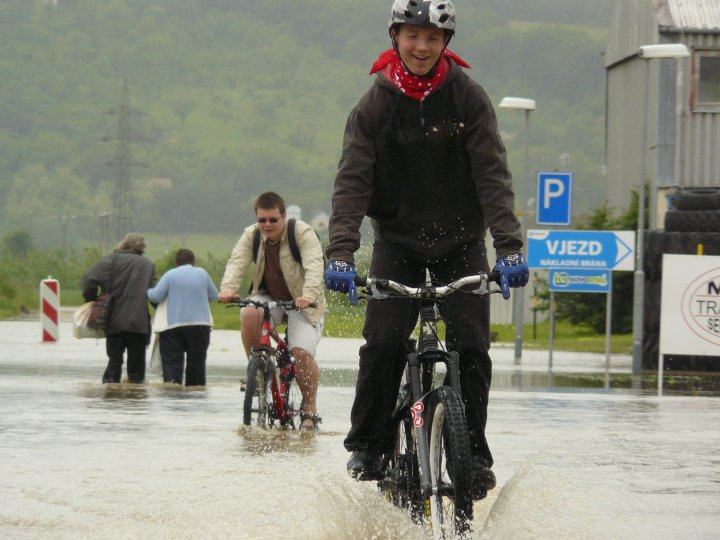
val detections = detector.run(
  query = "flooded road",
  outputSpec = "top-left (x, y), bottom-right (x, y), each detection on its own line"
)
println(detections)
top-left (1, 321), bottom-right (719, 538)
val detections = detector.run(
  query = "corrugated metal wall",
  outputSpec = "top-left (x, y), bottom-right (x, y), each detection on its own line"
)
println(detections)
top-left (605, 60), bottom-right (650, 209)
top-left (676, 33), bottom-right (720, 188)
top-left (605, 0), bottom-right (659, 68)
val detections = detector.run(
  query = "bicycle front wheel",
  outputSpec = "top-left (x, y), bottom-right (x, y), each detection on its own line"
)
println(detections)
top-left (243, 353), bottom-right (270, 428)
top-left (426, 386), bottom-right (474, 537)
top-left (281, 375), bottom-right (303, 429)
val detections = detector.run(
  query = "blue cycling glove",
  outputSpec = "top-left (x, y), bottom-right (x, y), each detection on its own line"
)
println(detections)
top-left (325, 260), bottom-right (358, 305)
top-left (493, 253), bottom-right (529, 300)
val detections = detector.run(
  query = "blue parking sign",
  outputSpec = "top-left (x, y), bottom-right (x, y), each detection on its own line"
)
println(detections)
top-left (536, 172), bottom-right (572, 226)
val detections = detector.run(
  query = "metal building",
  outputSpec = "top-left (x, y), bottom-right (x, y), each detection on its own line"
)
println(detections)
top-left (604, 0), bottom-right (720, 227)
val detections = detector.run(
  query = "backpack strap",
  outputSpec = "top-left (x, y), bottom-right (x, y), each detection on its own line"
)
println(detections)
top-left (251, 227), bottom-right (261, 263)
top-left (287, 218), bottom-right (302, 264)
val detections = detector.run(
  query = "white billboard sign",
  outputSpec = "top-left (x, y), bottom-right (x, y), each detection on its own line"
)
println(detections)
top-left (660, 254), bottom-right (720, 356)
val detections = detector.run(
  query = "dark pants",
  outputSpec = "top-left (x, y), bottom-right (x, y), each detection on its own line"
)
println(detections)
top-left (159, 326), bottom-right (211, 386)
top-left (344, 239), bottom-right (494, 466)
top-left (104, 332), bottom-right (148, 383)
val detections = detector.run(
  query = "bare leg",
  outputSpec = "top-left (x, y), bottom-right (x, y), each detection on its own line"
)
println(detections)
top-left (291, 346), bottom-right (319, 428)
top-left (240, 307), bottom-right (263, 357)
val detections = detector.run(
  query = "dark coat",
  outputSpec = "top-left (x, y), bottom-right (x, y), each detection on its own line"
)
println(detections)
top-left (82, 250), bottom-right (156, 336)
top-left (327, 59), bottom-right (523, 263)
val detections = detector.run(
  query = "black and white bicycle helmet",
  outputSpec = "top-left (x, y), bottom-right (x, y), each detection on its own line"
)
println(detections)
top-left (389, 0), bottom-right (456, 33)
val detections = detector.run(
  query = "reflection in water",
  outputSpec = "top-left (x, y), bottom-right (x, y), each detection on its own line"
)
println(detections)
top-left (77, 382), bottom-right (150, 403)
top-left (237, 426), bottom-right (318, 456)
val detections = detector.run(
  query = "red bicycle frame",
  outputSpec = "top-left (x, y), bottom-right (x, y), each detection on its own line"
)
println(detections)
top-left (255, 313), bottom-right (298, 424)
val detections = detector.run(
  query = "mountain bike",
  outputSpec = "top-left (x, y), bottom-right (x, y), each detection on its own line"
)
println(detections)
top-left (227, 297), bottom-right (311, 429)
top-left (354, 271), bottom-right (499, 538)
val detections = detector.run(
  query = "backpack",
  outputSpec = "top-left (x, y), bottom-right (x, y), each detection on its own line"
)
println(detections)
top-left (251, 218), bottom-right (325, 266)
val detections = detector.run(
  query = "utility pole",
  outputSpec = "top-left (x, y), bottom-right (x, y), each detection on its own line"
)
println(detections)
top-left (103, 79), bottom-right (147, 241)
top-left (56, 214), bottom-right (77, 258)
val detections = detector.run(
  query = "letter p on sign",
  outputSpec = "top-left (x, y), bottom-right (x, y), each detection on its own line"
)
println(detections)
top-left (536, 172), bottom-right (572, 226)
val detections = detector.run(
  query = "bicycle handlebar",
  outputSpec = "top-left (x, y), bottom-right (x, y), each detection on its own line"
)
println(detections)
top-left (353, 271), bottom-right (500, 300)
top-left (226, 297), bottom-right (316, 310)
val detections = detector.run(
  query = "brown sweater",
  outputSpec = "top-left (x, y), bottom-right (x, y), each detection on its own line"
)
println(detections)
top-left (262, 240), bottom-right (293, 301)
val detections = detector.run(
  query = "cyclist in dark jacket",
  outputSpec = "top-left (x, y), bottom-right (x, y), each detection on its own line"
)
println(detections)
top-left (325, 0), bottom-right (529, 490)
top-left (82, 233), bottom-right (156, 383)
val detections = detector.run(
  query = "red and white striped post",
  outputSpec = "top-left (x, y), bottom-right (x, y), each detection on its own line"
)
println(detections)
top-left (40, 276), bottom-right (60, 342)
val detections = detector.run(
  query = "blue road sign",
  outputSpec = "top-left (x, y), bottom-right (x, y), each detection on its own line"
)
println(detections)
top-left (536, 172), bottom-right (572, 226)
top-left (549, 269), bottom-right (612, 293)
top-left (527, 229), bottom-right (636, 271)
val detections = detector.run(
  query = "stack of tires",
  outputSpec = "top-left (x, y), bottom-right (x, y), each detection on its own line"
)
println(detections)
top-left (665, 188), bottom-right (720, 232)
top-left (643, 188), bottom-right (720, 372)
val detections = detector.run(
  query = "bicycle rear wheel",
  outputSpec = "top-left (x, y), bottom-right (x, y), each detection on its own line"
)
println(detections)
top-left (425, 386), bottom-right (473, 537)
top-left (382, 413), bottom-right (424, 522)
top-left (243, 353), bottom-right (270, 427)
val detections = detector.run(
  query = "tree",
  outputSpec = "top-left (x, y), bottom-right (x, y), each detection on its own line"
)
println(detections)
top-left (2, 229), bottom-right (33, 258)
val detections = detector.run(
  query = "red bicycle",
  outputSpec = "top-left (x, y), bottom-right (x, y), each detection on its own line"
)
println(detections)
top-left (229, 297), bottom-right (309, 429)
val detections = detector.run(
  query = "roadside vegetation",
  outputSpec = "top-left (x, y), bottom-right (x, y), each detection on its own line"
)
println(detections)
top-left (1, 228), bottom-right (632, 354)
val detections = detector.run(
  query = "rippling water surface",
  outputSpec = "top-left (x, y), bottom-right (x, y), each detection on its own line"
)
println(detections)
top-left (1, 322), bottom-right (719, 539)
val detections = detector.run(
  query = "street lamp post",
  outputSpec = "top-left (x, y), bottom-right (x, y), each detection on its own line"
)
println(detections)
top-left (499, 96), bottom-right (536, 364)
top-left (631, 44), bottom-right (690, 375)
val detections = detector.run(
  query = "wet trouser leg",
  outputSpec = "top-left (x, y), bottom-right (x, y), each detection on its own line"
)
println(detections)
top-left (125, 332), bottom-right (147, 383)
top-left (104, 333), bottom-right (126, 383)
top-left (430, 241), bottom-right (493, 466)
top-left (185, 326), bottom-right (210, 386)
top-left (160, 328), bottom-right (185, 384)
top-left (344, 241), bottom-right (423, 453)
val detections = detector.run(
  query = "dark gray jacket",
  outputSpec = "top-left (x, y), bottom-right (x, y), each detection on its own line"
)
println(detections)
top-left (327, 59), bottom-right (522, 263)
top-left (82, 250), bottom-right (156, 336)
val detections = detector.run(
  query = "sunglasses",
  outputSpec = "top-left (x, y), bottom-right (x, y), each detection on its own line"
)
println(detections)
top-left (257, 217), bottom-right (280, 224)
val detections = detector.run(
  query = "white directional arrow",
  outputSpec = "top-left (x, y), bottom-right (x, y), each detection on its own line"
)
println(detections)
top-left (614, 236), bottom-right (633, 266)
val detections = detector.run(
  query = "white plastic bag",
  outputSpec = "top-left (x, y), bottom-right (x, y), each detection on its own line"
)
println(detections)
top-left (73, 302), bottom-right (105, 339)
top-left (148, 299), bottom-right (168, 378)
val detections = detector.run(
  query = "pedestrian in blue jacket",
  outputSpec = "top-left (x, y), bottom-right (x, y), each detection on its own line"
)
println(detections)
top-left (148, 249), bottom-right (219, 386)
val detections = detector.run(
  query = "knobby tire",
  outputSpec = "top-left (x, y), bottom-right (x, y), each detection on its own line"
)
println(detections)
top-left (426, 386), bottom-right (474, 537)
top-left (243, 353), bottom-right (269, 427)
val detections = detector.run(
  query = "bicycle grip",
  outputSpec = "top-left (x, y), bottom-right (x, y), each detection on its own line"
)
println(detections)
top-left (489, 270), bottom-right (500, 283)
top-left (354, 275), bottom-right (367, 286)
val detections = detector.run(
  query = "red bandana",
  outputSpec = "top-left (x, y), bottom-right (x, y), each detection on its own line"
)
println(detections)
top-left (369, 48), bottom-right (471, 101)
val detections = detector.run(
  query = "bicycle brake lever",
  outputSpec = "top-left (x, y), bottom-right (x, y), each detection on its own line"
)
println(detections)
top-left (369, 282), bottom-right (391, 300)
top-left (471, 282), bottom-right (490, 295)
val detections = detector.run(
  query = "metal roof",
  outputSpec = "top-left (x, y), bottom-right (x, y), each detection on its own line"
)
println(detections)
top-left (656, 0), bottom-right (720, 30)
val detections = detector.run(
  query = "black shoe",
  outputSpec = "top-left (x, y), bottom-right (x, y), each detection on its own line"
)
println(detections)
top-left (472, 458), bottom-right (496, 499)
top-left (347, 449), bottom-right (383, 481)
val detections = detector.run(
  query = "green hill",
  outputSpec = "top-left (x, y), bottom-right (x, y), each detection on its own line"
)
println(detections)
top-left (1, 0), bottom-right (611, 248)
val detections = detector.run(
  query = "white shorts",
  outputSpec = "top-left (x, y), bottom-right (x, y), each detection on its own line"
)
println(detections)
top-left (248, 294), bottom-right (324, 357)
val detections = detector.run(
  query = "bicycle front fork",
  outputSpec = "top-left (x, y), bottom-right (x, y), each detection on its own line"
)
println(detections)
top-left (407, 351), bottom-right (462, 497)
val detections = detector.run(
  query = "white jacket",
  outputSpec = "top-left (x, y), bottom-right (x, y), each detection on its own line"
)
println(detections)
top-left (220, 220), bottom-right (327, 326)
